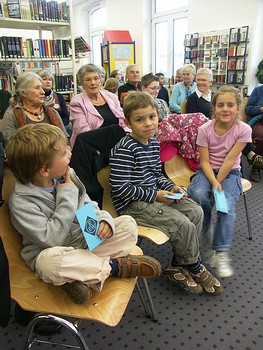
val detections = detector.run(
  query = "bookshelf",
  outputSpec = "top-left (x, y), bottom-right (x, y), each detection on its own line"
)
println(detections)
top-left (0, 0), bottom-right (77, 94)
top-left (184, 30), bottom-right (229, 84)
top-left (184, 26), bottom-right (249, 86)
top-left (227, 26), bottom-right (249, 85)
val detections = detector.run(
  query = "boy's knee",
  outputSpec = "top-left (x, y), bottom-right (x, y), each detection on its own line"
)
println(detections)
top-left (35, 246), bottom-right (74, 284)
top-left (114, 215), bottom-right (138, 240)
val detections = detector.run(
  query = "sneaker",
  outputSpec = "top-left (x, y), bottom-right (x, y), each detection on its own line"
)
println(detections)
top-left (247, 154), bottom-right (263, 169)
top-left (190, 265), bottom-right (223, 296)
top-left (163, 265), bottom-right (202, 294)
top-left (62, 281), bottom-right (92, 304)
top-left (210, 252), bottom-right (234, 278)
top-left (250, 166), bottom-right (261, 182)
top-left (116, 255), bottom-right (161, 279)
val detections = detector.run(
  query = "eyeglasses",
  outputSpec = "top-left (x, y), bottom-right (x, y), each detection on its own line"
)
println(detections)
top-left (148, 86), bottom-right (160, 91)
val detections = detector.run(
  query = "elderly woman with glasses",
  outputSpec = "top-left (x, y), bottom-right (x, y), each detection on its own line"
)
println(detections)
top-left (69, 64), bottom-right (129, 147)
top-left (141, 73), bottom-right (170, 121)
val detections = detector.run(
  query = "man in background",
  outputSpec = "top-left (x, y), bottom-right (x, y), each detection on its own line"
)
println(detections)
top-left (118, 64), bottom-right (141, 106)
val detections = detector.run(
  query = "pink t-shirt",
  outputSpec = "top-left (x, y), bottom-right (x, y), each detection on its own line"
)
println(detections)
top-left (197, 119), bottom-right (252, 169)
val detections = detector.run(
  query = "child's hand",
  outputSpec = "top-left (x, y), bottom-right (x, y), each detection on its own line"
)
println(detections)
top-left (212, 180), bottom-right (222, 192)
top-left (58, 167), bottom-right (75, 186)
top-left (170, 185), bottom-right (188, 202)
top-left (156, 190), bottom-right (175, 205)
top-left (98, 220), bottom-right (113, 239)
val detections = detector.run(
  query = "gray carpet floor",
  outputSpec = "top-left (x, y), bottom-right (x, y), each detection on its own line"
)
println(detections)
top-left (1, 158), bottom-right (263, 350)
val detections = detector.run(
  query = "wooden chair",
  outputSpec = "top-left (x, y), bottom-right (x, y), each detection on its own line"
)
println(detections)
top-left (164, 154), bottom-right (253, 240)
top-left (180, 100), bottom-right (187, 114)
top-left (0, 167), bottom-right (157, 350)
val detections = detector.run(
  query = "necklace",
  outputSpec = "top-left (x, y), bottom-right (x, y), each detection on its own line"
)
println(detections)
top-left (89, 94), bottom-right (105, 106)
top-left (22, 105), bottom-right (44, 120)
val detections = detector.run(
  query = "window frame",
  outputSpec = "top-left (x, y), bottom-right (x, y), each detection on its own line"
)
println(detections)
top-left (89, 5), bottom-right (107, 65)
top-left (152, 1), bottom-right (189, 78)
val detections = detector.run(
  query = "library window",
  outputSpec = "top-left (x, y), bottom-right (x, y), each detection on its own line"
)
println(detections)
top-left (154, 0), bottom-right (189, 13)
top-left (152, 1), bottom-right (188, 78)
top-left (89, 6), bottom-right (107, 65)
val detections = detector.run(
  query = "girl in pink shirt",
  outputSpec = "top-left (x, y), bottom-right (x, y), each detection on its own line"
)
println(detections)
top-left (188, 86), bottom-right (252, 278)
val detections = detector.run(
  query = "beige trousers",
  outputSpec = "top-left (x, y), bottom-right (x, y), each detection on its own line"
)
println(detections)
top-left (34, 215), bottom-right (137, 291)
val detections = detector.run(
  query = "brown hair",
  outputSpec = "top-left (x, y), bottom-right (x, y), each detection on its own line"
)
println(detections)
top-left (212, 86), bottom-right (242, 120)
top-left (141, 73), bottom-right (159, 88)
top-left (123, 91), bottom-right (158, 121)
top-left (5, 123), bottom-right (67, 183)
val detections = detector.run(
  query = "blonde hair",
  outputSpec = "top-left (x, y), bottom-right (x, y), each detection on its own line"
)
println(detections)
top-left (211, 86), bottom-right (242, 120)
top-left (6, 123), bottom-right (67, 183)
top-left (104, 78), bottom-right (119, 94)
top-left (181, 64), bottom-right (196, 75)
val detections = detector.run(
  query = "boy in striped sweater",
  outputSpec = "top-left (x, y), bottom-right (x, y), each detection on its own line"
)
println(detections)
top-left (109, 91), bottom-right (223, 296)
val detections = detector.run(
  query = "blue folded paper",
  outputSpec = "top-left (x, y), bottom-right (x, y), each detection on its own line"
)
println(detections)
top-left (164, 191), bottom-right (186, 200)
top-left (76, 203), bottom-right (104, 251)
top-left (214, 189), bottom-right (228, 213)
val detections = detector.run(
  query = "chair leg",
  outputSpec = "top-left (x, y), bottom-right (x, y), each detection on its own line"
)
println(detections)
top-left (136, 279), bottom-right (158, 323)
top-left (21, 314), bottom-right (90, 350)
top-left (243, 192), bottom-right (252, 240)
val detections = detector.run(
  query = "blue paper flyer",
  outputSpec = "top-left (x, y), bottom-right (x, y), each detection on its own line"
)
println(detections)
top-left (213, 189), bottom-right (229, 214)
top-left (75, 203), bottom-right (104, 251)
top-left (164, 191), bottom-right (186, 200)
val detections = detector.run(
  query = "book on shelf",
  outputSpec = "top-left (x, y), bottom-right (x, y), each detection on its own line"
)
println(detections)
top-left (72, 36), bottom-right (91, 54)
top-left (7, 0), bottom-right (21, 19)
top-left (236, 45), bottom-right (245, 56)
top-left (228, 45), bottom-right (236, 57)
top-left (0, 2), bottom-right (3, 17)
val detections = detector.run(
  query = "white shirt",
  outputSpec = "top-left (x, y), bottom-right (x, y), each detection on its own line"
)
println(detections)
top-left (196, 88), bottom-right (212, 102)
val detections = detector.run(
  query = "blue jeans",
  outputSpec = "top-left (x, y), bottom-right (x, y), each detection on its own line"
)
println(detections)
top-left (187, 168), bottom-right (242, 252)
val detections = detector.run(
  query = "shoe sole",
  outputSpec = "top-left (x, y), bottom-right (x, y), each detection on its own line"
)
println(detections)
top-left (62, 282), bottom-right (92, 304)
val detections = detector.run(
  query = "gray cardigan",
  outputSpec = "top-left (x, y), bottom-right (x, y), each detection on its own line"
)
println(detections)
top-left (9, 169), bottom-right (115, 270)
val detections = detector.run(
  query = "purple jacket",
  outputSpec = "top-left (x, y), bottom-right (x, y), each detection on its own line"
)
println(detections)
top-left (70, 90), bottom-right (130, 147)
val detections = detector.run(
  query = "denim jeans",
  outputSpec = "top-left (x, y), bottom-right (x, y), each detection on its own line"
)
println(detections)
top-left (187, 168), bottom-right (242, 252)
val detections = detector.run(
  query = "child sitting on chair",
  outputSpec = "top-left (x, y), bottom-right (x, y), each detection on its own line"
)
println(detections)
top-left (187, 86), bottom-right (252, 278)
top-left (109, 91), bottom-right (223, 296)
top-left (5, 123), bottom-right (161, 304)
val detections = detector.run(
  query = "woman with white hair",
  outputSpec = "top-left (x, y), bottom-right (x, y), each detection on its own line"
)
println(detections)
top-left (169, 63), bottom-right (196, 113)
top-left (186, 67), bottom-right (213, 118)
top-left (69, 64), bottom-right (129, 147)
top-left (36, 69), bottom-right (71, 135)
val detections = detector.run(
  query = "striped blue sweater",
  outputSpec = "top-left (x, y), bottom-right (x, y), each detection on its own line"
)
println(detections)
top-left (109, 134), bottom-right (175, 213)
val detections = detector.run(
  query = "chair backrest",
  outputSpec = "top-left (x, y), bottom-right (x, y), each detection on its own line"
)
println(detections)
top-left (0, 166), bottom-right (138, 327)
top-left (97, 165), bottom-right (118, 217)
top-left (164, 154), bottom-right (195, 187)
top-left (180, 100), bottom-right (187, 114)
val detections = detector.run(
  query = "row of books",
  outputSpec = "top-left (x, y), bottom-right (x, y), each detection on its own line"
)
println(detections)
top-left (185, 48), bottom-right (228, 60)
top-left (0, 36), bottom-right (71, 59)
top-left (185, 34), bottom-right (229, 47)
top-left (228, 45), bottom-right (246, 57)
top-left (213, 74), bottom-right (226, 84)
top-left (53, 74), bottom-right (73, 91)
top-left (0, 0), bottom-right (69, 22)
top-left (227, 73), bottom-right (245, 84)
top-left (228, 60), bottom-right (247, 70)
